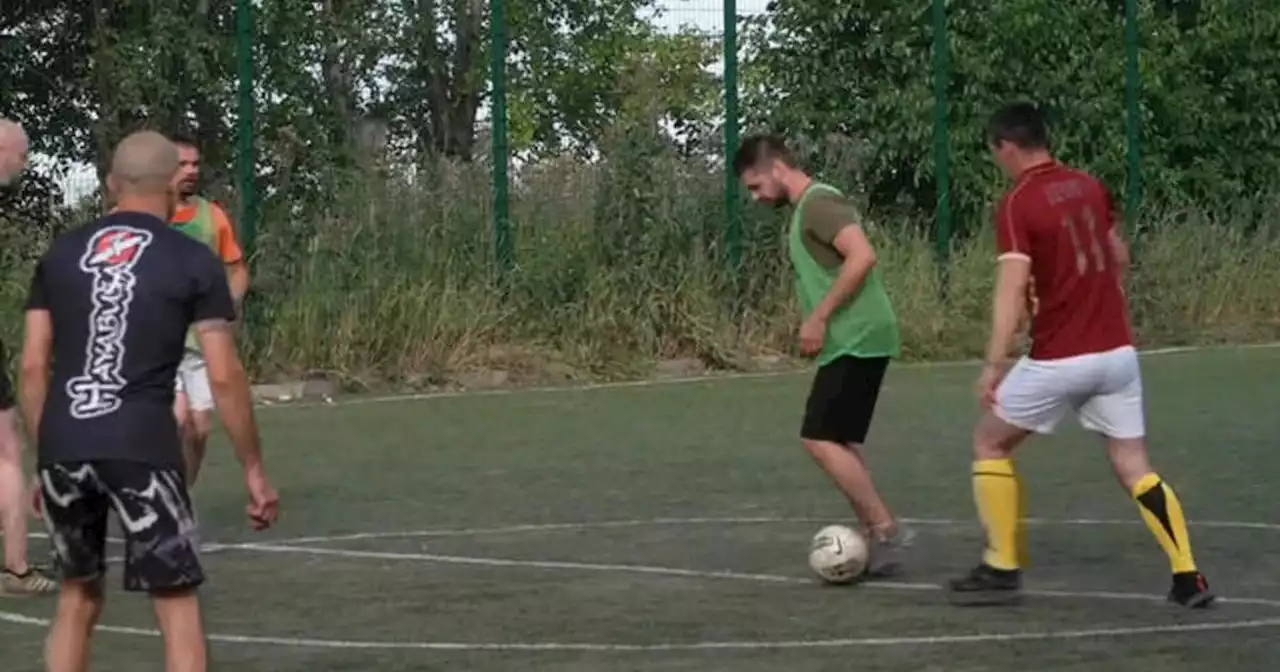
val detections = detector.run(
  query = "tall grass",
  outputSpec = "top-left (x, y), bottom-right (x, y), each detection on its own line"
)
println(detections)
top-left (3, 154), bottom-right (1279, 390)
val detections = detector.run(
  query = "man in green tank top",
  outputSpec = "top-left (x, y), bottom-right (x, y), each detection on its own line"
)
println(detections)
top-left (733, 134), bottom-right (912, 577)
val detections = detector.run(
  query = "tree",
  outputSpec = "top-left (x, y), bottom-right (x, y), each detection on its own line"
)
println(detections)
top-left (742, 0), bottom-right (1280, 230)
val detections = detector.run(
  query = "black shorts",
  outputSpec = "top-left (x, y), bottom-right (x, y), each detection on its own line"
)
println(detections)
top-left (0, 339), bottom-right (13, 410)
top-left (40, 460), bottom-right (204, 593)
top-left (801, 355), bottom-right (890, 445)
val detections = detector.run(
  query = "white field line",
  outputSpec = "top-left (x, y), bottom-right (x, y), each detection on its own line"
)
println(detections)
top-left (226, 542), bottom-right (1280, 610)
top-left (1, 608), bottom-right (1278, 651)
top-left (262, 342), bottom-right (1280, 409)
top-left (28, 532), bottom-right (125, 544)
top-left (48, 514), bottom-right (1280, 569)
top-left (232, 515), bottom-right (1280, 547)
top-left (7, 511), bottom-right (1280, 651)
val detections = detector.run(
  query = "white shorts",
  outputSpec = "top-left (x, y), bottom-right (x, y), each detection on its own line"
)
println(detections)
top-left (995, 345), bottom-right (1145, 439)
top-left (174, 352), bottom-right (215, 412)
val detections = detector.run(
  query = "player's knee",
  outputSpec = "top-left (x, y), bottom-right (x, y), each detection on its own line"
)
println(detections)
top-left (0, 440), bottom-right (21, 469)
top-left (58, 579), bottom-right (106, 613)
top-left (802, 438), bottom-right (840, 461)
top-left (972, 425), bottom-right (1015, 460)
top-left (190, 412), bottom-right (213, 443)
top-left (0, 456), bottom-right (25, 502)
top-left (0, 414), bottom-right (20, 459)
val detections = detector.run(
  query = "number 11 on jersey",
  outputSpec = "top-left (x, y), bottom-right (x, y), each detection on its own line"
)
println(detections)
top-left (1061, 208), bottom-right (1107, 275)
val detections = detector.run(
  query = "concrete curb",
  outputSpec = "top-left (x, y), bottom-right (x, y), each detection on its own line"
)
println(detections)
top-left (249, 342), bottom-right (1280, 405)
top-left (249, 355), bottom-right (796, 403)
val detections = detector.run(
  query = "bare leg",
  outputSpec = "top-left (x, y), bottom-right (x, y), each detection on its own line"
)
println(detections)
top-left (947, 411), bottom-right (1033, 605)
top-left (0, 409), bottom-right (30, 574)
top-left (972, 410), bottom-right (1033, 462)
top-left (184, 411), bottom-right (213, 487)
top-left (44, 580), bottom-right (105, 672)
top-left (174, 392), bottom-right (200, 485)
top-left (1108, 435), bottom-right (1207, 603)
top-left (152, 588), bottom-right (208, 672)
top-left (970, 411), bottom-right (1033, 570)
top-left (803, 439), bottom-right (896, 535)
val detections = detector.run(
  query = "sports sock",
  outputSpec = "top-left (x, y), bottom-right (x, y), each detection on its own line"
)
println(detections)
top-left (1131, 473), bottom-right (1197, 574)
top-left (973, 458), bottom-right (1024, 571)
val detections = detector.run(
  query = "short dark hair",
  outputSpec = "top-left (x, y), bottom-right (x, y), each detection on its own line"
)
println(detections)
top-left (733, 134), bottom-right (795, 176)
top-left (168, 131), bottom-right (199, 150)
top-left (987, 102), bottom-right (1050, 150)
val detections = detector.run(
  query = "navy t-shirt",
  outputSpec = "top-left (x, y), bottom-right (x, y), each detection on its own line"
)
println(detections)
top-left (25, 211), bottom-right (236, 468)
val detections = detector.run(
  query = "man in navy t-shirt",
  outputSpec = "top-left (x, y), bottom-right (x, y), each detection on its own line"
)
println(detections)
top-left (17, 130), bottom-right (280, 671)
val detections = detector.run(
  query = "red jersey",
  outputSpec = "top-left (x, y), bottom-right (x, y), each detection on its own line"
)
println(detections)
top-left (995, 161), bottom-right (1133, 360)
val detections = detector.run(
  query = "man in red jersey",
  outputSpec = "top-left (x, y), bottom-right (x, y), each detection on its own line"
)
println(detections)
top-left (946, 103), bottom-right (1213, 609)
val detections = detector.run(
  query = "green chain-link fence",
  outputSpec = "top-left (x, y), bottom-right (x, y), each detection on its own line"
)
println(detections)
top-left (3, 1), bottom-right (1279, 385)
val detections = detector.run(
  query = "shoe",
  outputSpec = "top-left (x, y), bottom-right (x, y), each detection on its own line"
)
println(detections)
top-left (946, 563), bottom-right (1022, 606)
top-left (864, 523), bottom-right (916, 578)
top-left (1168, 571), bottom-right (1215, 609)
top-left (0, 566), bottom-right (59, 597)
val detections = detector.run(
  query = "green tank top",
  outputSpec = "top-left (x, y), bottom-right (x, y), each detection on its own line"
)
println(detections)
top-left (175, 197), bottom-right (219, 352)
top-left (789, 183), bottom-right (901, 365)
top-left (174, 197), bottom-right (218, 248)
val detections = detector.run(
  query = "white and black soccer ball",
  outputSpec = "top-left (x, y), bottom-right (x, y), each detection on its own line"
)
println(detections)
top-left (808, 524), bottom-right (869, 584)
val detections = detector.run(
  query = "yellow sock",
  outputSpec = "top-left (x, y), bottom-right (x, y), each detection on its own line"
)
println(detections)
top-left (1131, 473), bottom-right (1197, 574)
top-left (973, 459), bottom-right (1024, 571)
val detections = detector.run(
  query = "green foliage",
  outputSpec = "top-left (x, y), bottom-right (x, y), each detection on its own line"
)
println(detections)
top-left (6, 156), bottom-right (1278, 388)
top-left (1, 1), bottom-right (718, 166)
top-left (743, 0), bottom-right (1280, 231)
top-left (3, 0), bottom-right (1280, 388)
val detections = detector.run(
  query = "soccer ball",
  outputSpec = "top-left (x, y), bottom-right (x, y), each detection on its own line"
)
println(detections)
top-left (808, 524), bottom-right (869, 584)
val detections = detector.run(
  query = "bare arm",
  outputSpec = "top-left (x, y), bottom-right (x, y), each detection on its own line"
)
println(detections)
top-left (226, 261), bottom-right (250, 305)
top-left (18, 310), bottom-right (53, 447)
top-left (985, 259), bottom-right (1033, 366)
top-left (194, 318), bottom-right (263, 470)
top-left (1109, 229), bottom-right (1131, 286)
top-left (214, 206), bottom-right (250, 317)
top-left (812, 225), bottom-right (878, 322)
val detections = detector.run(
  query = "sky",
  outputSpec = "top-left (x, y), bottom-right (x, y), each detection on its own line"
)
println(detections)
top-left (49, 0), bottom-right (773, 204)
top-left (652, 0), bottom-right (769, 34)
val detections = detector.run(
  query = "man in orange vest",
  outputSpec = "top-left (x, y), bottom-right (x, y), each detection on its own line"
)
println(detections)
top-left (168, 133), bottom-right (251, 486)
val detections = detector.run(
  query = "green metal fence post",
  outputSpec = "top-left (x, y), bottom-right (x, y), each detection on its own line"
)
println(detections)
top-left (491, 0), bottom-right (513, 277)
top-left (723, 0), bottom-right (742, 273)
top-left (1124, 0), bottom-right (1142, 231)
top-left (931, 0), bottom-right (951, 266)
top-left (235, 0), bottom-right (258, 256)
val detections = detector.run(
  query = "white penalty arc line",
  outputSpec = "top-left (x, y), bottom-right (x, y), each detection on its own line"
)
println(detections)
top-left (0, 609), bottom-right (1278, 651)
top-left (41, 515), bottom-right (1280, 576)
top-left (263, 342), bottom-right (1280, 409)
top-left (6, 515), bottom-right (1280, 651)
top-left (222, 542), bottom-right (1280, 609)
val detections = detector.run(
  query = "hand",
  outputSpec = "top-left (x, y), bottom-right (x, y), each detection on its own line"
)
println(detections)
top-left (976, 361), bottom-right (1010, 409)
top-left (799, 315), bottom-right (827, 358)
top-left (244, 465), bottom-right (279, 531)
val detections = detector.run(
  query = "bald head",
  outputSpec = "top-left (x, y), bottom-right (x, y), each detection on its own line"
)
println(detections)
top-left (106, 131), bottom-right (181, 220)
top-left (108, 131), bottom-right (180, 198)
top-left (0, 118), bottom-right (30, 187)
